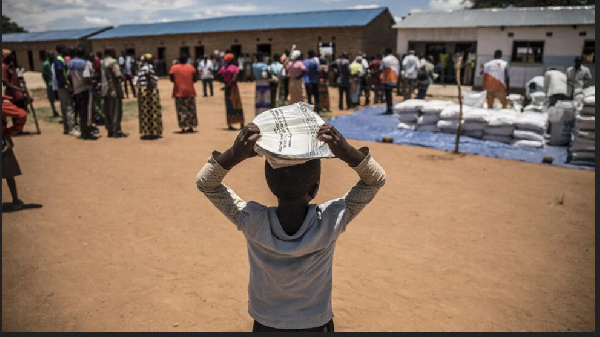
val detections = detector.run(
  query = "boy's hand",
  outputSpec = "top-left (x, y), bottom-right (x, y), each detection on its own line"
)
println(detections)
top-left (216, 123), bottom-right (261, 170)
top-left (317, 123), bottom-right (366, 167)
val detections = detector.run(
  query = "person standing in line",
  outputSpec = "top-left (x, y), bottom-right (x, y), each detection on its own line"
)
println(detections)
top-left (381, 48), bottom-right (400, 114)
top-left (358, 54), bottom-right (370, 105)
top-left (401, 50), bottom-right (419, 101)
top-left (42, 51), bottom-right (59, 117)
top-left (462, 48), bottom-right (476, 86)
top-left (53, 45), bottom-right (79, 136)
top-left (369, 54), bottom-right (383, 104)
top-left (198, 54), bottom-right (214, 97)
top-left (237, 53), bottom-right (246, 82)
top-left (118, 51), bottom-right (136, 99)
top-left (303, 50), bottom-right (320, 112)
top-left (67, 45), bottom-right (97, 140)
top-left (101, 48), bottom-right (128, 138)
top-left (279, 50), bottom-right (290, 106)
top-left (267, 53), bottom-right (283, 109)
top-left (2, 111), bottom-right (25, 211)
top-left (170, 53), bottom-right (198, 133)
top-left (566, 56), bottom-right (592, 99)
top-left (244, 53), bottom-right (253, 82)
top-left (137, 53), bottom-right (163, 140)
top-left (330, 52), bottom-right (351, 110)
top-left (252, 52), bottom-right (271, 115)
top-left (482, 49), bottom-right (509, 109)
top-left (416, 55), bottom-right (435, 100)
top-left (218, 53), bottom-right (244, 130)
top-left (542, 68), bottom-right (567, 107)
top-left (349, 56), bottom-right (363, 107)
top-left (286, 50), bottom-right (307, 104)
top-left (317, 57), bottom-right (331, 113)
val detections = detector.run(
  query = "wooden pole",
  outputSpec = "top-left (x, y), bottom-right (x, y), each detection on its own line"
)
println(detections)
top-left (454, 56), bottom-right (463, 154)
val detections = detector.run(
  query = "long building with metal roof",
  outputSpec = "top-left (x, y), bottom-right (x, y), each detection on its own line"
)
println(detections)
top-left (394, 6), bottom-right (595, 90)
top-left (2, 7), bottom-right (397, 74)
top-left (90, 7), bottom-right (389, 39)
top-left (88, 7), bottom-right (396, 76)
top-left (2, 26), bottom-right (113, 72)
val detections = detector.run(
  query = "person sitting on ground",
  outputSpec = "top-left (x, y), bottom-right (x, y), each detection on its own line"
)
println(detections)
top-left (196, 122), bottom-right (386, 332)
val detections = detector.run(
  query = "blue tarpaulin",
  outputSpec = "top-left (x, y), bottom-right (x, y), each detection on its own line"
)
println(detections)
top-left (326, 106), bottom-right (594, 171)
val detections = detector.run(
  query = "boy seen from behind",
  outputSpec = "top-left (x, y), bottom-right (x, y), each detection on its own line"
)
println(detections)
top-left (196, 123), bottom-right (386, 332)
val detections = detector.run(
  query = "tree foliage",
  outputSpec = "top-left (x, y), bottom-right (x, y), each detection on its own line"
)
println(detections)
top-left (2, 15), bottom-right (27, 33)
top-left (466, 0), bottom-right (595, 9)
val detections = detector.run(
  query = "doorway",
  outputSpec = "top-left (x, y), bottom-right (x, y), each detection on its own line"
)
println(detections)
top-left (256, 44), bottom-right (271, 61)
top-left (230, 44), bottom-right (242, 59)
top-left (318, 42), bottom-right (335, 62)
top-left (195, 45), bottom-right (205, 61)
top-left (27, 50), bottom-right (34, 71)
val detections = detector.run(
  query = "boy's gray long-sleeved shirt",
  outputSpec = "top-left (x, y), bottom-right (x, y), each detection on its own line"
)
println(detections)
top-left (196, 147), bottom-right (386, 329)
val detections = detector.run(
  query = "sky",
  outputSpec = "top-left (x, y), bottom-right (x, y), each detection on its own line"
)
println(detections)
top-left (2, 0), bottom-right (473, 33)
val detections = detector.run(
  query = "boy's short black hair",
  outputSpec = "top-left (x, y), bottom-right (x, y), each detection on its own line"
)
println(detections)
top-left (265, 159), bottom-right (321, 200)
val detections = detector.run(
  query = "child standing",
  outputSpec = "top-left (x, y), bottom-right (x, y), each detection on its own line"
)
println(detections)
top-left (196, 123), bottom-right (386, 331)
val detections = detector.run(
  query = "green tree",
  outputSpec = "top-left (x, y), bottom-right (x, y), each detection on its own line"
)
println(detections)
top-left (2, 15), bottom-right (27, 33)
top-left (466, 0), bottom-right (595, 8)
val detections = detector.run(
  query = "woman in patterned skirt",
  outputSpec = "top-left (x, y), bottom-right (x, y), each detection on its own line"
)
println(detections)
top-left (318, 57), bottom-right (331, 113)
top-left (218, 53), bottom-right (245, 130)
top-left (169, 53), bottom-right (198, 133)
top-left (137, 53), bottom-right (163, 140)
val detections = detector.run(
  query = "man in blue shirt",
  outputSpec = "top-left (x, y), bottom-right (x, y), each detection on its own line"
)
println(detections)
top-left (303, 50), bottom-right (320, 112)
top-left (252, 52), bottom-right (270, 114)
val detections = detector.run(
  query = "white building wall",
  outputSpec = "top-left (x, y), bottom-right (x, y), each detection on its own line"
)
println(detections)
top-left (396, 28), bottom-right (478, 54)
top-left (477, 25), bottom-right (595, 56)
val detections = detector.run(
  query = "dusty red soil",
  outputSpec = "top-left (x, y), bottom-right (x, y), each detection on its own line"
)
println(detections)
top-left (2, 74), bottom-right (595, 332)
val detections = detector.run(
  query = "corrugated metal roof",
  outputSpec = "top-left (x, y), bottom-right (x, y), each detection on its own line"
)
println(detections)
top-left (394, 6), bottom-right (594, 29)
top-left (90, 7), bottom-right (388, 40)
top-left (2, 26), bottom-right (113, 43)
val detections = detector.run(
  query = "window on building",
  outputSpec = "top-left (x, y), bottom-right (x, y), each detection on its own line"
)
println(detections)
top-left (39, 50), bottom-right (47, 61)
top-left (125, 48), bottom-right (136, 57)
top-left (581, 40), bottom-right (595, 63)
top-left (511, 41), bottom-right (544, 63)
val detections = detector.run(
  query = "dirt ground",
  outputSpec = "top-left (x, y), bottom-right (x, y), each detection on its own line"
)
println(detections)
top-left (2, 72), bottom-right (595, 332)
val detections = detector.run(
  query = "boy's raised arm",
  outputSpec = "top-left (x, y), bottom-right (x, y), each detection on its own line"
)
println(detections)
top-left (317, 124), bottom-right (386, 227)
top-left (196, 124), bottom-right (261, 227)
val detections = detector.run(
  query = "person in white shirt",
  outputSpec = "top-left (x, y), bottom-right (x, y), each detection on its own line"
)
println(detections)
top-left (565, 56), bottom-right (592, 98)
top-left (196, 123), bottom-right (386, 332)
top-left (543, 68), bottom-right (568, 107)
top-left (198, 55), bottom-right (214, 97)
top-left (482, 49), bottom-right (509, 109)
top-left (401, 50), bottom-right (420, 100)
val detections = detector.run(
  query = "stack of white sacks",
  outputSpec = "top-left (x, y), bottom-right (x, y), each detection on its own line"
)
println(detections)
top-left (417, 100), bottom-right (453, 132)
top-left (393, 99), bottom-right (424, 130)
top-left (393, 90), bottom-right (555, 148)
top-left (512, 111), bottom-right (548, 148)
top-left (483, 109), bottom-right (518, 144)
top-left (569, 86), bottom-right (595, 166)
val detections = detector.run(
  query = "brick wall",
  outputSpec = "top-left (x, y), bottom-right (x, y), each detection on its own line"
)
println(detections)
top-left (3, 40), bottom-right (90, 71)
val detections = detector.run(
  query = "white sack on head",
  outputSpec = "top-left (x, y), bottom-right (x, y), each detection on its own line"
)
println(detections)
top-left (252, 102), bottom-right (334, 169)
